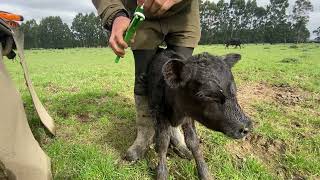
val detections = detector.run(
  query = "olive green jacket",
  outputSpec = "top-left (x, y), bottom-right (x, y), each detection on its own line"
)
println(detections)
top-left (92, 0), bottom-right (192, 30)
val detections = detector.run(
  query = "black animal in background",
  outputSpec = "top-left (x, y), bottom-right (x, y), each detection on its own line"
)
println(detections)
top-left (225, 38), bottom-right (242, 49)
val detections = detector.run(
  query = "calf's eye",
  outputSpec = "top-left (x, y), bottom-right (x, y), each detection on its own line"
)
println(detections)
top-left (196, 91), bottom-right (225, 104)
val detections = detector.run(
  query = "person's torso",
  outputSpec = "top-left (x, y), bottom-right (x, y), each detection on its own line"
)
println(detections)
top-left (123, 0), bottom-right (193, 19)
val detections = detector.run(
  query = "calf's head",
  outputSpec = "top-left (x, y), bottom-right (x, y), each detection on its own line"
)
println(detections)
top-left (162, 52), bottom-right (252, 139)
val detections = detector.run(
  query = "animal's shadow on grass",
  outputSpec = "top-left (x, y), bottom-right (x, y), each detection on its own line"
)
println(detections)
top-left (23, 90), bottom-right (137, 154)
top-left (98, 117), bottom-right (137, 155)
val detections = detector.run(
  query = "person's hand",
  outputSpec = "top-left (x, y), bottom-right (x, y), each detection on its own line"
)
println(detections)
top-left (138, 0), bottom-right (182, 16)
top-left (109, 16), bottom-right (130, 58)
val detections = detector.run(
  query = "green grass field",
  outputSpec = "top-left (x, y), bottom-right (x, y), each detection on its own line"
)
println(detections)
top-left (4, 44), bottom-right (320, 179)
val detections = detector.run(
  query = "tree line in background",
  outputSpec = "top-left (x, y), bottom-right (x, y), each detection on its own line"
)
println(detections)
top-left (20, 0), bottom-right (318, 49)
top-left (20, 13), bottom-right (108, 49)
top-left (200, 0), bottom-right (315, 44)
top-left (314, 27), bottom-right (320, 41)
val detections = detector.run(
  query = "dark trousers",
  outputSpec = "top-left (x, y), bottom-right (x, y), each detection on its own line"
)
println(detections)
top-left (133, 45), bottom-right (194, 96)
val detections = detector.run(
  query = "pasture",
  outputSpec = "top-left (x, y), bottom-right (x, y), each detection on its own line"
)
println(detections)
top-left (4, 44), bottom-right (320, 179)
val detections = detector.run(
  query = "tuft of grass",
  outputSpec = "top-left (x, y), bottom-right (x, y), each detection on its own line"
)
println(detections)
top-left (289, 45), bottom-right (298, 49)
top-left (46, 140), bottom-right (152, 180)
top-left (280, 57), bottom-right (300, 63)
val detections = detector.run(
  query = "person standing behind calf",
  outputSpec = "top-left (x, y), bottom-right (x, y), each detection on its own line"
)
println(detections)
top-left (92, 0), bottom-right (201, 161)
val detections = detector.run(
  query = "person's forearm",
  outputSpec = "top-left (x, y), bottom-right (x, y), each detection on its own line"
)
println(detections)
top-left (92, 0), bottom-right (129, 30)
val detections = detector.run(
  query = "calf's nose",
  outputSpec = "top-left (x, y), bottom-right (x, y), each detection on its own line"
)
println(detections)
top-left (239, 127), bottom-right (249, 136)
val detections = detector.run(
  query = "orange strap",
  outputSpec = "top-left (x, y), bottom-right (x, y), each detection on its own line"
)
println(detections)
top-left (0, 11), bottom-right (23, 21)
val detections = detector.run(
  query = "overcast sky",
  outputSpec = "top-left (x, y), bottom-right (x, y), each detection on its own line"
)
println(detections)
top-left (0, 0), bottom-right (319, 38)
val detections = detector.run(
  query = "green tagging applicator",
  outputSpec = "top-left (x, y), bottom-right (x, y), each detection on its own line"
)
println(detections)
top-left (115, 5), bottom-right (145, 63)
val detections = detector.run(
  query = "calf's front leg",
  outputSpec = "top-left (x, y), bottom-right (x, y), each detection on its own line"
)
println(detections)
top-left (182, 118), bottom-right (213, 180)
top-left (155, 117), bottom-right (171, 180)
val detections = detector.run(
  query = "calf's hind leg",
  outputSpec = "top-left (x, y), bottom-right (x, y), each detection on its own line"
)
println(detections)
top-left (170, 127), bottom-right (193, 160)
top-left (155, 116), bottom-right (171, 180)
top-left (182, 118), bottom-right (213, 180)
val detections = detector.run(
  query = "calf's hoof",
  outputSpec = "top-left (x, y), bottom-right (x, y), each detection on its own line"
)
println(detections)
top-left (156, 164), bottom-right (168, 180)
top-left (124, 145), bottom-right (145, 162)
top-left (171, 144), bottom-right (193, 160)
top-left (199, 175), bottom-right (214, 180)
top-left (198, 169), bottom-right (214, 180)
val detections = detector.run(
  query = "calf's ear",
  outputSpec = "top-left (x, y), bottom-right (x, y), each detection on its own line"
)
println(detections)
top-left (224, 53), bottom-right (241, 67)
top-left (162, 60), bottom-right (191, 88)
